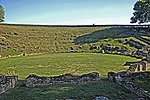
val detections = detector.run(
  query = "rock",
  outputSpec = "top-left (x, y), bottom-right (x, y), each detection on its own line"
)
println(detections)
top-left (127, 61), bottom-right (148, 72)
top-left (0, 75), bottom-right (18, 94)
top-left (14, 32), bottom-right (18, 35)
top-left (107, 71), bottom-right (150, 99)
top-left (95, 96), bottom-right (109, 100)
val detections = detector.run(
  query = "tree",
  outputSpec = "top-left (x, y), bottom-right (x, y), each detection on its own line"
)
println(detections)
top-left (0, 5), bottom-right (4, 22)
top-left (130, 0), bottom-right (150, 24)
top-left (141, 0), bottom-right (150, 2)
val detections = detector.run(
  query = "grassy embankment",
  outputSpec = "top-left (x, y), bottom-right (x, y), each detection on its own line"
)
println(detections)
top-left (0, 25), bottom-right (147, 57)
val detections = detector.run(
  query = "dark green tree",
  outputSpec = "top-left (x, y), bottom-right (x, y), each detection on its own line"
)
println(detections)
top-left (131, 0), bottom-right (150, 24)
top-left (0, 5), bottom-right (4, 22)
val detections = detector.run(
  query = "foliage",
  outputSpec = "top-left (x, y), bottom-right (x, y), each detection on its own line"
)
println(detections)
top-left (141, 0), bottom-right (150, 2)
top-left (0, 5), bottom-right (4, 22)
top-left (131, 0), bottom-right (150, 24)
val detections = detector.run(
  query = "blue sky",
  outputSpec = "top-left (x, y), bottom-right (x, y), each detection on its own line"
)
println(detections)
top-left (0, 0), bottom-right (137, 25)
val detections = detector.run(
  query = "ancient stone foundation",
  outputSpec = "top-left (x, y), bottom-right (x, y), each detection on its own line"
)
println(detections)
top-left (0, 75), bottom-right (18, 94)
top-left (108, 72), bottom-right (150, 99)
top-left (26, 72), bottom-right (100, 87)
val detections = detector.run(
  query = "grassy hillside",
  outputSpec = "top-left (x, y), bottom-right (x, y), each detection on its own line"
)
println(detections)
top-left (0, 25), bottom-right (101, 57)
top-left (0, 25), bottom-right (144, 57)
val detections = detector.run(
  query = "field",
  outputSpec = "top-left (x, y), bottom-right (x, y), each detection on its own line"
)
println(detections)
top-left (0, 25), bottom-right (149, 99)
top-left (0, 53), bottom-right (140, 79)
top-left (0, 53), bottom-right (140, 100)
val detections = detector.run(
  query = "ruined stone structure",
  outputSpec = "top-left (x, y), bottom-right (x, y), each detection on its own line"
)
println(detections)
top-left (26, 72), bottom-right (100, 87)
top-left (127, 61), bottom-right (148, 72)
top-left (0, 75), bottom-right (18, 94)
top-left (146, 53), bottom-right (150, 63)
top-left (108, 72), bottom-right (150, 99)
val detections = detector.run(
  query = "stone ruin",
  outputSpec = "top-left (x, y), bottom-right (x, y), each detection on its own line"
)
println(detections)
top-left (26, 72), bottom-right (100, 87)
top-left (0, 75), bottom-right (18, 94)
top-left (108, 71), bottom-right (150, 99)
top-left (127, 61), bottom-right (148, 72)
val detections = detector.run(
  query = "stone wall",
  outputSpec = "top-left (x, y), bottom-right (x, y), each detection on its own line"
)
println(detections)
top-left (108, 72), bottom-right (150, 99)
top-left (26, 72), bottom-right (100, 87)
top-left (0, 75), bottom-right (18, 94)
top-left (127, 61), bottom-right (148, 72)
top-left (127, 39), bottom-right (145, 49)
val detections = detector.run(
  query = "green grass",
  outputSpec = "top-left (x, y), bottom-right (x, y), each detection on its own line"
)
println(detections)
top-left (0, 53), bottom-right (140, 79)
top-left (0, 53), bottom-right (140, 99)
top-left (74, 28), bottom-right (128, 44)
top-left (142, 36), bottom-right (150, 39)
top-left (0, 79), bottom-right (136, 100)
top-left (132, 78), bottom-right (150, 92)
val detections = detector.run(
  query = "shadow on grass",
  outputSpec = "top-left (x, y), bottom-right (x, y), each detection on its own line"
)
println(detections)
top-left (0, 78), bottom-right (137, 100)
top-left (74, 28), bottom-right (130, 45)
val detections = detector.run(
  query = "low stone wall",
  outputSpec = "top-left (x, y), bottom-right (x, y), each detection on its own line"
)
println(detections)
top-left (127, 39), bottom-right (145, 49)
top-left (26, 72), bottom-right (100, 87)
top-left (0, 75), bottom-right (18, 94)
top-left (108, 72), bottom-right (150, 99)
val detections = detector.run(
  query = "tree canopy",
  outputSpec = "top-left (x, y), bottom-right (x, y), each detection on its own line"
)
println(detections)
top-left (130, 0), bottom-right (150, 24)
top-left (141, 0), bottom-right (150, 2)
top-left (0, 5), bottom-right (4, 22)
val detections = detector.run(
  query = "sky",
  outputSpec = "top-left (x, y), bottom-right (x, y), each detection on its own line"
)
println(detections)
top-left (0, 0), bottom-right (137, 25)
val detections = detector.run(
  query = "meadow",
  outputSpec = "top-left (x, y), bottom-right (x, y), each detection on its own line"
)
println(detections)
top-left (0, 53), bottom-right (140, 100)
top-left (0, 53), bottom-right (140, 79)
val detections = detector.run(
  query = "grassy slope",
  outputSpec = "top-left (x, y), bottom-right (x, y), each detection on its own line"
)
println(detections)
top-left (0, 25), bottom-right (102, 56)
top-left (0, 25), bottom-right (143, 57)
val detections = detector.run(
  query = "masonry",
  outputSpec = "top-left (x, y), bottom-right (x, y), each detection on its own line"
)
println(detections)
top-left (0, 75), bottom-right (18, 94)
top-left (108, 71), bottom-right (150, 99)
top-left (26, 72), bottom-right (100, 87)
top-left (127, 60), bottom-right (148, 72)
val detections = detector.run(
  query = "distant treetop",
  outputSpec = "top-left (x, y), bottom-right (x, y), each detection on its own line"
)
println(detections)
top-left (130, 0), bottom-right (150, 24)
top-left (141, 0), bottom-right (150, 2)
top-left (0, 5), bottom-right (4, 22)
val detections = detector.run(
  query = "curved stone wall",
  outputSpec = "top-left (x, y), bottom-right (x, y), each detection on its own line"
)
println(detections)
top-left (26, 72), bottom-right (100, 87)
